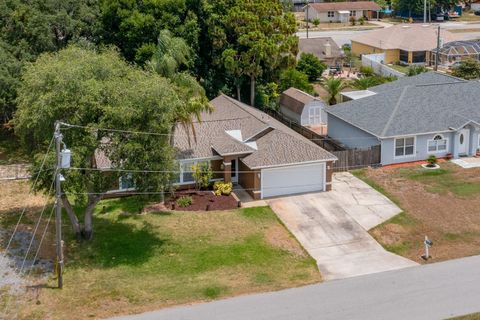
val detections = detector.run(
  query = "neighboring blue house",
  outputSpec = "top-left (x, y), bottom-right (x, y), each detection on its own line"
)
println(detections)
top-left (325, 72), bottom-right (480, 165)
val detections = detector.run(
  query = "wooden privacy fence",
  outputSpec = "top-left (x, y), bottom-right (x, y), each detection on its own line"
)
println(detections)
top-left (265, 109), bottom-right (344, 152)
top-left (332, 145), bottom-right (381, 172)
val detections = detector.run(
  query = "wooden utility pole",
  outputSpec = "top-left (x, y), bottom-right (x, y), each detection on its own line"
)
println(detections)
top-left (306, 2), bottom-right (309, 39)
top-left (424, 0), bottom-right (427, 23)
top-left (435, 25), bottom-right (440, 71)
top-left (54, 121), bottom-right (64, 289)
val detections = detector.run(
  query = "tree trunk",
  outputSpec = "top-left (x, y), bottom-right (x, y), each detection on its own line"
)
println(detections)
top-left (236, 84), bottom-right (241, 101)
top-left (250, 75), bottom-right (255, 107)
top-left (83, 195), bottom-right (102, 240)
top-left (61, 195), bottom-right (82, 241)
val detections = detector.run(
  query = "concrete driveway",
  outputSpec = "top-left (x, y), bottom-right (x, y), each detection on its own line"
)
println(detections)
top-left (268, 172), bottom-right (417, 281)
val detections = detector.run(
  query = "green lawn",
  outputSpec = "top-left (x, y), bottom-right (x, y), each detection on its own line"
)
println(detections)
top-left (388, 64), bottom-right (409, 74)
top-left (13, 197), bottom-right (320, 319)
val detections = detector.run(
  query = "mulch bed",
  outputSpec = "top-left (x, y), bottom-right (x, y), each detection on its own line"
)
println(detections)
top-left (164, 190), bottom-right (240, 211)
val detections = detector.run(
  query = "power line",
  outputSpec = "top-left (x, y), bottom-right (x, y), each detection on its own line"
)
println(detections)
top-left (0, 136), bottom-right (54, 265)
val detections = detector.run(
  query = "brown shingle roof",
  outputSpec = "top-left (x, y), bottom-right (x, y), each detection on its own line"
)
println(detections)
top-left (298, 37), bottom-right (344, 60)
top-left (174, 94), bottom-right (336, 168)
top-left (280, 87), bottom-right (319, 115)
top-left (309, 1), bottom-right (381, 12)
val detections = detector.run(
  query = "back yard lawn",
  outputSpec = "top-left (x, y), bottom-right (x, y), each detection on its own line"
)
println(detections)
top-left (353, 162), bottom-right (480, 263)
top-left (1, 181), bottom-right (320, 320)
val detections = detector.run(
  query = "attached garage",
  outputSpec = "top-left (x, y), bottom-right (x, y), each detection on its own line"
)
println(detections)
top-left (261, 162), bottom-right (326, 199)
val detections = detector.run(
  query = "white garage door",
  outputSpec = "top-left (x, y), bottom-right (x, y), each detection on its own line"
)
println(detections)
top-left (261, 162), bottom-right (325, 199)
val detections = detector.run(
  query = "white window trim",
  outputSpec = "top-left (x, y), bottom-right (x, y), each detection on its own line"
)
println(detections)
top-left (394, 136), bottom-right (416, 159)
top-left (173, 159), bottom-right (222, 186)
top-left (427, 134), bottom-right (448, 154)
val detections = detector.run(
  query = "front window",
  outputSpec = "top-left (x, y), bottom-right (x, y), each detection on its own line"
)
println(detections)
top-left (395, 137), bottom-right (415, 157)
top-left (328, 11), bottom-right (334, 17)
top-left (428, 134), bottom-right (448, 153)
top-left (399, 50), bottom-right (409, 63)
top-left (350, 11), bottom-right (356, 17)
top-left (178, 160), bottom-right (210, 184)
top-left (412, 51), bottom-right (426, 63)
top-left (119, 174), bottom-right (134, 190)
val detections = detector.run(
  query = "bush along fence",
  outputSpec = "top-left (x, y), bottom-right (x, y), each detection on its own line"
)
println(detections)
top-left (331, 145), bottom-right (381, 172)
top-left (264, 109), bottom-right (344, 152)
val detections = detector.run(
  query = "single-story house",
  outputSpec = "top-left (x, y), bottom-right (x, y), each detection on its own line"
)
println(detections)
top-left (279, 87), bottom-right (328, 127)
top-left (305, 1), bottom-right (381, 23)
top-left (298, 37), bottom-right (344, 68)
top-left (430, 40), bottom-right (480, 67)
top-left (325, 72), bottom-right (480, 165)
top-left (351, 24), bottom-right (460, 65)
top-left (172, 94), bottom-right (337, 199)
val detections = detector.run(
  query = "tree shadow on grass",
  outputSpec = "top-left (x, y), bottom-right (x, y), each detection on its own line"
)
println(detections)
top-left (69, 218), bottom-right (167, 269)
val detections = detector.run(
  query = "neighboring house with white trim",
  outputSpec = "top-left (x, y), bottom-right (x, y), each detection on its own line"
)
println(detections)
top-left (304, 1), bottom-right (381, 23)
top-left (325, 72), bottom-right (480, 165)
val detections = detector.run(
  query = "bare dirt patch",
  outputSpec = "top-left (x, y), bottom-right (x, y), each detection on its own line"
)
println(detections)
top-left (361, 163), bottom-right (480, 263)
top-left (265, 225), bottom-right (307, 258)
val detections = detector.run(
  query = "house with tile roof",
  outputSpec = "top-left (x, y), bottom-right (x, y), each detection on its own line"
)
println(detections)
top-left (325, 72), bottom-right (480, 165)
top-left (351, 24), bottom-right (460, 65)
top-left (171, 94), bottom-right (337, 199)
top-left (305, 1), bottom-right (381, 23)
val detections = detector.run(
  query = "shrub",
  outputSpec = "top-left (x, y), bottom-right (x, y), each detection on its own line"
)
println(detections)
top-left (360, 66), bottom-right (374, 77)
top-left (213, 181), bottom-right (233, 196)
top-left (297, 52), bottom-right (327, 81)
top-left (279, 68), bottom-right (314, 94)
top-left (350, 16), bottom-right (356, 26)
top-left (176, 196), bottom-right (193, 207)
top-left (407, 65), bottom-right (428, 77)
top-left (192, 162), bottom-right (213, 190)
top-left (312, 18), bottom-right (320, 27)
top-left (359, 17), bottom-right (366, 25)
top-left (426, 155), bottom-right (438, 167)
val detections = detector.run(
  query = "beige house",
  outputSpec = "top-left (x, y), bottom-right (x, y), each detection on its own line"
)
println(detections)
top-left (305, 1), bottom-right (381, 23)
top-left (351, 24), bottom-right (460, 65)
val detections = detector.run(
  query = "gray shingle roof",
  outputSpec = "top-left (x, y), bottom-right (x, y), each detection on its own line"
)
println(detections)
top-left (325, 73), bottom-right (480, 138)
top-left (298, 37), bottom-right (344, 60)
top-left (369, 72), bottom-right (462, 93)
top-left (174, 94), bottom-right (337, 167)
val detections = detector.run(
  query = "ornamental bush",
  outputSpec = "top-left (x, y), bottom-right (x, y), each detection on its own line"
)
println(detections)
top-left (213, 181), bottom-right (233, 196)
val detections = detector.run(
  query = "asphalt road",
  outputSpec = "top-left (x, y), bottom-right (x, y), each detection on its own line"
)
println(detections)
top-left (297, 21), bottom-right (480, 46)
top-left (112, 255), bottom-right (480, 320)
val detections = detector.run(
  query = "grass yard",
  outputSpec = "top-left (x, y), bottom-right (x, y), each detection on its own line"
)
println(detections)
top-left (353, 162), bottom-right (480, 263)
top-left (1, 181), bottom-right (320, 319)
top-left (457, 12), bottom-right (480, 22)
top-left (388, 64), bottom-right (409, 74)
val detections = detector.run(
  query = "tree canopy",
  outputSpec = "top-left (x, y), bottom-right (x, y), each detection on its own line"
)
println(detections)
top-left (15, 46), bottom-right (182, 239)
top-left (452, 59), bottom-right (480, 80)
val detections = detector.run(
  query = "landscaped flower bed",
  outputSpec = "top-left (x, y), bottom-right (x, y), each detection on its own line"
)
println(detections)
top-left (165, 190), bottom-right (239, 211)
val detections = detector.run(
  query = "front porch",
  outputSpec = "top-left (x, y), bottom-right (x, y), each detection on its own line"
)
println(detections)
top-left (451, 157), bottom-right (480, 169)
top-left (452, 124), bottom-right (480, 159)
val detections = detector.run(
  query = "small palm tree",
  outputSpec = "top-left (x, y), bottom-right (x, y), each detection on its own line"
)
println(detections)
top-left (322, 77), bottom-right (346, 105)
top-left (148, 30), bottom-right (212, 145)
top-left (352, 77), bottom-right (379, 90)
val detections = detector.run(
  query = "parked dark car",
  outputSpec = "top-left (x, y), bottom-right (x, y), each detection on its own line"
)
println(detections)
top-left (474, 10), bottom-right (480, 16)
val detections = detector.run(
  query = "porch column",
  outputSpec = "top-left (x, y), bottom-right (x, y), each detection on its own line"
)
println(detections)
top-left (222, 161), bottom-right (231, 183)
top-left (453, 131), bottom-right (460, 159)
top-left (471, 127), bottom-right (480, 156)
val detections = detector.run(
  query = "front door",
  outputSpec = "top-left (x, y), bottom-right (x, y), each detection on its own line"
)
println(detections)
top-left (458, 128), bottom-right (470, 155)
top-left (231, 159), bottom-right (238, 183)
